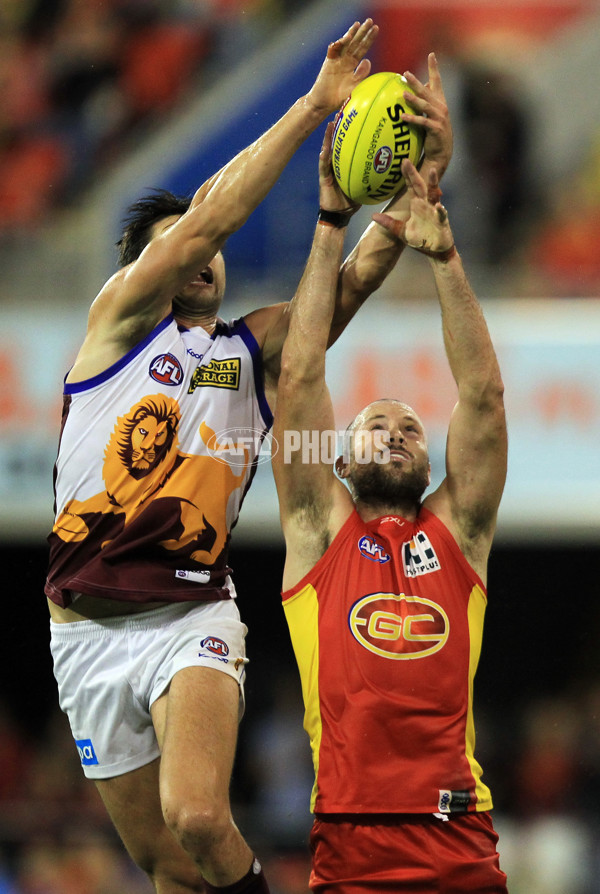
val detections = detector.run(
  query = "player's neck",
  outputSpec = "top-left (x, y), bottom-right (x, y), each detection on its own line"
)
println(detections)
top-left (355, 497), bottom-right (420, 524)
top-left (174, 308), bottom-right (218, 334)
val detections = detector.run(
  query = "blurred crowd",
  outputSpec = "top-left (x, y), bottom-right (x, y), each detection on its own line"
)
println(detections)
top-left (0, 0), bottom-right (599, 294)
top-left (1, 672), bottom-right (600, 893)
top-left (0, 0), bottom-right (298, 231)
top-left (409, 15), bottom-right (600, 298)
top-left (525, 128), bottom-right (600, 298)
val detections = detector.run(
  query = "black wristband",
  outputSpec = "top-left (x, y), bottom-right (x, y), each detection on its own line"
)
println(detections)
top-left (318, 208), bottom-right (353, 229)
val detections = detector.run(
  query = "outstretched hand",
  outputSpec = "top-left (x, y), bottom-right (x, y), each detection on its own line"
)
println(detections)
top-left (401, 52), bottom-right (453, 175)
top-left (372, 160), bottom-right (454, 257)
top-left (318, 121), bottom-right (360, 214)
top-left (308, 19), bottom-right (379, 116)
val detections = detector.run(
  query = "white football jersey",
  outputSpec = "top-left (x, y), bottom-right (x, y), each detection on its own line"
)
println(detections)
top-left (46, 314), bottom-right (272, 607)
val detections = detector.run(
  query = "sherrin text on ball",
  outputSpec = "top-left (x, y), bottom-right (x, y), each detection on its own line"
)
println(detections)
top-left (332, 71), bottom-right (424, 205)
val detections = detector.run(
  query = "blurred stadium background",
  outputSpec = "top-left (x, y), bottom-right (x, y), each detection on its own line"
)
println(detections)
top-left (1, 0), bottom-right (599, 891)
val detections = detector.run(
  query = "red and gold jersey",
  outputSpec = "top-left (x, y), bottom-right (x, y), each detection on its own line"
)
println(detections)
top-left (46, 314), bottom-right (271, 608)
top-left (282, 507), bottom-right (492, 816)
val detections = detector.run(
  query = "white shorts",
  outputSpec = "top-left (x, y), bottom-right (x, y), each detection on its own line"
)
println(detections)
top-left (50, 598), bottom-right (248, 779)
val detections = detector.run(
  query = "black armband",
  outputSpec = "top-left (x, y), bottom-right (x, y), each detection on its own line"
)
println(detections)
top-left (318, 208), bottom-right (354, 229)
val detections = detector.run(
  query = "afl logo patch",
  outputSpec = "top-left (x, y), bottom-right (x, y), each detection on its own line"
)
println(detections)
top-left (358, 535), bottom-right (390, 564)
top-left (149, 353), bottom-right (183, 386)
top-left (200, 636), bottom-right (229, 657)
top-left (373, 146), bottom-right (393, 174)
top-left (348, 592), bottom-right (449, 659)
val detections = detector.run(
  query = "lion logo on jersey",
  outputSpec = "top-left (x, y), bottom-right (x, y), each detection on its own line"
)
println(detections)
top-left (115, 396), bottom-right (179, 478)
top-left (53, 395), bottom-right (250, 566)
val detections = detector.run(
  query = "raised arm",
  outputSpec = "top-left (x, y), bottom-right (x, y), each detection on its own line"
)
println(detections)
top-left (250, 50), bottom-right (451, 401)
top-left (84, 21), bottom-right (379, 354)
top-left (273, 129), bottom-right (356, 587)
top-left (184, 18), bottom-right (378, 222)
top-left (374, 160), bottom-right (507, 579)
top-left (330, 52), bottom-right (453, 342)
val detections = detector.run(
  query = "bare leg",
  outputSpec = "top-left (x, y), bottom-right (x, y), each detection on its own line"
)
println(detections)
top-left (95, 759), bottom-right (206, 893)
top-left (94, 666), bottom-right (257, 892)
top-left (152, 665), bottom-right (255, 887)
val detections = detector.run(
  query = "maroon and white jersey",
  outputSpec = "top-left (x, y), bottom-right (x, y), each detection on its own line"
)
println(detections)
top-left (46, 314), bottom-right (271, 608)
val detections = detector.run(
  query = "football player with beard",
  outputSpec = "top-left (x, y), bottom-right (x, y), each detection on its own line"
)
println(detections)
top-left (272, 144), bottom-right (508, 892)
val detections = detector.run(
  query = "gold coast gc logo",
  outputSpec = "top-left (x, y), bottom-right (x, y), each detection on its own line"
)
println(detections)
top-left (348, 592), bottom-right (449, 659)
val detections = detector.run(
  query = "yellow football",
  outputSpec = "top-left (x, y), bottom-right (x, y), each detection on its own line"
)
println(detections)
top-left (332, 71), bottom-right (425, 205)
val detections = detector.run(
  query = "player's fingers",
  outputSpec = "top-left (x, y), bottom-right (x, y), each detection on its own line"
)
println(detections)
top-left (372, 212), bottom-right (407, 242)
top-left (427, 52), bottom-right (444, 96)
top-left (348, 18), bottom-right (378, 58)
top-left (427, 184), bottom-right (443, 205)
top-left (402, 70), bottom-right (425, 95)
top-left (326, 39), bottom-right (342, 60)
top-left (339, 21), bottom-right (360, 46)
top-left (329, 19), bottom-right (376, 59)
top-left (326, 22), bottom-right (359, 59)
top-left (401, 159), bottom-right (416, 194)
top-left (403, 88), bottom-right (445, 123)
top-left (320, 121), bottom-right (335, 162)
top-left (426, 167), bottom-right (443, 204)
top-left (428, 166), bottom-right (440, 187)
top-left (402, 158), bottom-right (425, 198)
top-left (403, 89), bottom-right (427, 113)
top-left (352, 58), bottom-right (372, 84)
top-left (400, 112), bottom-right (431, 131)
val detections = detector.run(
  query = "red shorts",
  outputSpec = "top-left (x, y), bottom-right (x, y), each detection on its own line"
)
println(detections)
top-left (309, 812), bottom-right (508, 893)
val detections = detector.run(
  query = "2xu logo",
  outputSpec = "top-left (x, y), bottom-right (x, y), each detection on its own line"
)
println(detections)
top-left (75, 738), bottom-right (99, 766)
top-left (348, 592), bottom-right (449, 659)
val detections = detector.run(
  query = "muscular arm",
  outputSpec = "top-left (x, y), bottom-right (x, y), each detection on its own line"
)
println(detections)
top-left (254, 55), bottom-right (452, 404)
top-left (74, 19), bottom-right (379, 376)
top-left (375, 159), bottom-right (507, 579)
top-left (425, 251), bottom-right (507, 572)
top-left (273, 217), bottom-right (354, 589)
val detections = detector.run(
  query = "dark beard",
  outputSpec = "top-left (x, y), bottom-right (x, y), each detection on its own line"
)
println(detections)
top-left (349, 461), bottom-right (428, 508)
